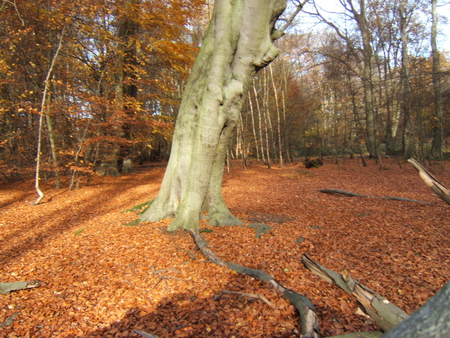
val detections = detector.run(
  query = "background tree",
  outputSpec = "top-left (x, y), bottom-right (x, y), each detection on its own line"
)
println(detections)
top-left (430, 0), bottom-right (444, 159)
top-left (0, 0), bottom-right (203, 184)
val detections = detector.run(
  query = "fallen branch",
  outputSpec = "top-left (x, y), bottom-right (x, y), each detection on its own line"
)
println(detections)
top-left (0, 312), bottom-right (19, 328)
top-left (407, 158), bottom-right (450, 205)
top-left (301, 254), bottom-right (408, 332)
top-left (150, 267), bottom-right (186, 291)
top-left (0, 280), bottom-right (42, 295)
top-left (189, 229), bottom-right (320, 338)
top-left (319, 189), bottom-right (431, 205)
top-left (134, 330), bottom-right (161, 338)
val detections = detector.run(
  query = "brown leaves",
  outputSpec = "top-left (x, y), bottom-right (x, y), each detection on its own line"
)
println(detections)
top-left (1, 159), bottom-right (450, 337)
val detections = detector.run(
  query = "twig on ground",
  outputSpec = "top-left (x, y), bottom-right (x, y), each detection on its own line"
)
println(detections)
top-left (134, 330), bottom-right (161, 338)
top-left (213, 290), bottom-right (276, 308)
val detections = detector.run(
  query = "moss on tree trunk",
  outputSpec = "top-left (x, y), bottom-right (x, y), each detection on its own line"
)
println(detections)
top-left (139, 0), bottom-right (287, 231)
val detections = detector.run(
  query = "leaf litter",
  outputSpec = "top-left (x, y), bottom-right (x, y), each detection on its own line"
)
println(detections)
top-left (1, 158), bottom-right (449, 337)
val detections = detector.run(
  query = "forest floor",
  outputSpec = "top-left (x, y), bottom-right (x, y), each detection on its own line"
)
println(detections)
top-left (1, 158), bottom-right (450, 338)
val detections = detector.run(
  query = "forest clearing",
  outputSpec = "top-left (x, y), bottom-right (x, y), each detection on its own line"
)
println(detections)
top-left (1, 158), bottom-right (449, 337)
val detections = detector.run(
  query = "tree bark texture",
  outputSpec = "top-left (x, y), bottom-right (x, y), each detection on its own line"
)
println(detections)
top-left (399, 0), bottom-right (415, 159)
top-left (354, 1), bottom-right (377, 159)
top-left (380, 281), bottom-right (450, 338)
top-left (407, 158), bottom-right (450, 205)
top-left (302, 254), bottom-right (408, 332)
top-left (139, 0), bottom-right (287, 230)
top-left (430, 0), bottom-right (443, 159)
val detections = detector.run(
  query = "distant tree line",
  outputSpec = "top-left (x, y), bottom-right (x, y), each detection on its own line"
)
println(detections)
top-left (1, 0), bottom-right (449, 187)
top-left (230, 0), bottom-right (450, 166)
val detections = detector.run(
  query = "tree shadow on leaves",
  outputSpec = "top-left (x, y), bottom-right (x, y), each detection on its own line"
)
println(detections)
top-left (0, 167), bottom-right (162, 267)
top-left (81, 278), bottom-right (301, 338)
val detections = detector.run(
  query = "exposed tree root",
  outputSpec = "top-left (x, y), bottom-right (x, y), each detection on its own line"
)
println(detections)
top-left (189, 229), bottom-right (321, 338)
top-left (302, 254), bottom-right (408, 332)
top-left (319, 189), bottom-right (431, 204)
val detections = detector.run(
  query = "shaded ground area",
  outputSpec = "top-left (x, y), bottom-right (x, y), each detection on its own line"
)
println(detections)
top-left (1, 158), bottom-right (450, 337)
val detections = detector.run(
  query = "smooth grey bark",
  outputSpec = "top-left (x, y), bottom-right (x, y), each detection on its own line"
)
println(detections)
top-left (351, 0), bottom-right (378, 158)
top-left (253, 81), bottom-right (266, 163)
top-left (116, 0), bottom-right (138, 174)
top-left (380, 281), bottom-right (450, 338)
top-left (248, 90), bottom-right (260, 162)
top-left (269, 64), bottom-right (284, 167)
top-left (399, 0), bottom-right (415, 159)
top-left (408, 158), bottom-right (450, 205)
top-left (430, 0), bottom-right (443, 159)
top-left (33, 25), bottom-right (66, 205)
top-left (302, 254), bottom-right (408, 332)
top-left (139, 0), bottom-right (289, 230)
top-left (44, 95), bottom-right (61, 189)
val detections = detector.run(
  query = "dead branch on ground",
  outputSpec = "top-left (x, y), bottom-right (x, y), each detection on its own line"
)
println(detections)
top-left (302, 254), bottom-right (408, 332)
top-left (189, 229), bottom-right (320, 338)
top-left (319, 189), bottom-right (431, 204)
top-left (407, 158), bottom-right (450, 205)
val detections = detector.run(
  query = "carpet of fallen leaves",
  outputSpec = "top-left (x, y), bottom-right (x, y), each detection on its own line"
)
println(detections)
top-left (1, 158), bottom-right (450, 338)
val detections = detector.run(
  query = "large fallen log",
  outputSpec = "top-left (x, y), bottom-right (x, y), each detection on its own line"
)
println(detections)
top-left (301, 254), bottom-right (408, 333)
top-left (407, 158), bottom-right (450, 206)
top-left (190, 229), bottom-right (320, 338)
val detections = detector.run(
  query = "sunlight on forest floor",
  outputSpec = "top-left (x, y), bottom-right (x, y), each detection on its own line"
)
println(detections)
top-left (1, 158), bottom-right (449, 337)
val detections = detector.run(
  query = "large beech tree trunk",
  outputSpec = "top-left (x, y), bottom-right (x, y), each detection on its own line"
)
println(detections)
top-left (139, 0), bottom-right (287, 230)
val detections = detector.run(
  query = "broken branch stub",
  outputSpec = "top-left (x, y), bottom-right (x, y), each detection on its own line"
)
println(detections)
top-left (407, 158), bottom-right (450, 205)
top-left (301, 254), bottom-right (408, 332)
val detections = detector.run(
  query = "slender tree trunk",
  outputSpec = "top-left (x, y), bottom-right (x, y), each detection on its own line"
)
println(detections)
top-left (281, 63), bottom-right (292, 162)
top-left (239, 112), bottom-right (247, 169)
top-left (263, 68), bottom-right (273, 167)
top-left (253, 82), bottom-right (266, 163)
top-left (349, 0), bottom-right (378, 158)
top-left (116, 0), bottom-right (138, 173)
top-left (248, 92), bottom-right (260, 161)
top-left (361, 35), bottom-right (377, 158)
top-left (281, 88), bottom-right (292, 162)
top-left (32, 25), bottom-right (65, 205)
top-left (400, 0), bottom-right (415, 159)
top-left (430, 0), bottom-right (443, 160)
top-left (139, 0), bottom-right (290, 230)
top-left (269, 64), bottom-right (283, 168)
top-left (44, 94), bottom-right (61, 189)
